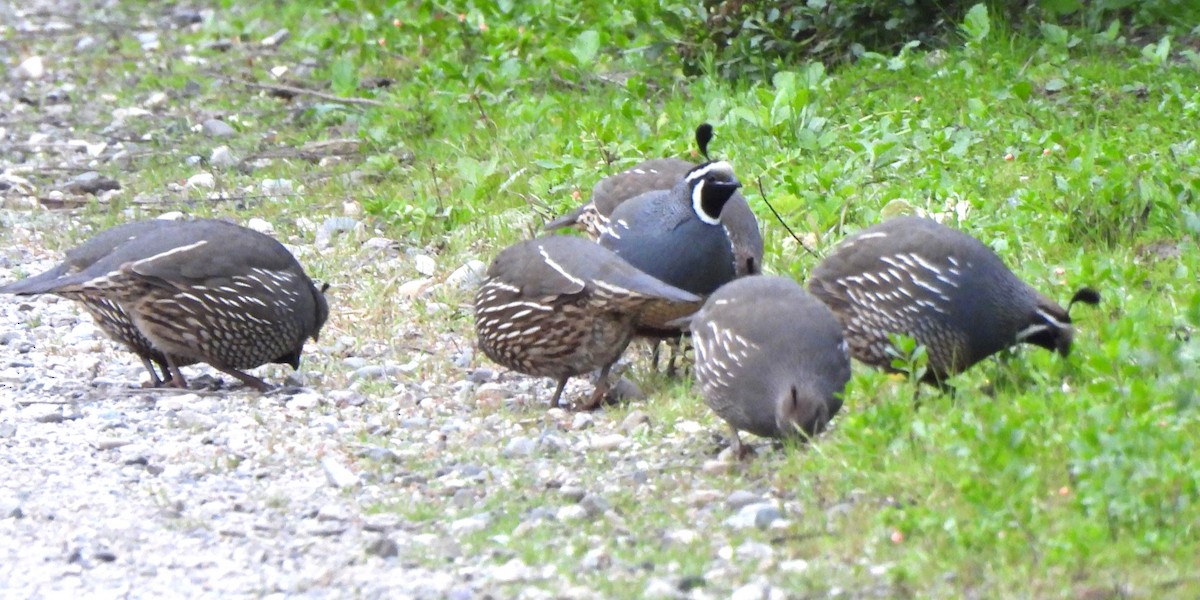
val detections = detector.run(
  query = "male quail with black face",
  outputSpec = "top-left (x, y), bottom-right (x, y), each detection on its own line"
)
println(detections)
top-left (474, 235), bottom-right (702, 410)
top-left (548, 124), bottom-right (764, 278)
top-left (684, 275), bottom-right (851, 458)
top-left (598, 160), bottom-right (749, 337)
top-left (3, 218), bottom-right (329, 391)
top-left (808, 216), bottom-right (1099, 384)
top-left (1, 219), bottom-right (190, 385)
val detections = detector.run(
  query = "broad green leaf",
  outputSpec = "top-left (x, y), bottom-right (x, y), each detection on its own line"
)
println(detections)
top-left (571, 30), bottom-right (600, 65)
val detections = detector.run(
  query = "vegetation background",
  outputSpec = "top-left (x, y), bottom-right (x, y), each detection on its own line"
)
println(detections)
top-left (23, 0), bottom-right (1200, 596)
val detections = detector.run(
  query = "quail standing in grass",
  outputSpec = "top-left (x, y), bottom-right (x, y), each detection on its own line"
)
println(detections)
top-left (683, 275), bottom-right (851, 458)
top-left (1, 218), bottom-right (329, 391)
top-left (474, 235), bottom-right (703, 410)
top-left (548, 123), bottom-right (764, 278)
top-left (808, 215), bottom-right (1100, 384)
top-left (600, 159), bottom-right (748, 294)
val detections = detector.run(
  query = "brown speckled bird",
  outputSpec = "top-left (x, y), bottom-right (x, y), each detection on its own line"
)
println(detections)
top-left (808, 216), bottom-right (1099, 384)
top-left (474, 235), bottom-right (702, 409)
top-left (2, 219), bottom-right (187, 385)
top-left (2, 218), bottom-right (329, 390)
top-left (684, 275), bottom-right (851, 458)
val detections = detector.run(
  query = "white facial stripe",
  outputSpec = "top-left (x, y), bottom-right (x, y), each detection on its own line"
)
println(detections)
top-left (691, 180), bottom-right (723, 225)
top-left (1016, 323), bottom-right (1051, 341)
top-left (685, 160), bottom-right (734, 183)
top-left (1035, 308), bottom-right (1070, 329)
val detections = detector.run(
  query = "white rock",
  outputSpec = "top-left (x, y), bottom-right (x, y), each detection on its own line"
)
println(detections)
top-left (491, 558), bottom-right (532, 583)
top-left (588, 433), bottom-right (626, 451)
top-left (413, 254), bottom-right (436, 276)
top-left (445, 260), bottom-right (487, 290)
top-left (16, 56), bottom-right (45, 79)
top-left (144, 92), bottom-right (169, 108)
top-left (209, 145), bottom-right (238, 168)
top-left (570, 412), bottom-right (593, 431)
top-left (185, 173), bottom-right (216, 189)
top-left (396, 278), bottom-right (432, 298)
top-left (321, 456), bottom-right (360, 489)
top-left (675, 419), bottom-right (704, 434)
top-left (556, 505), bottom-right (588, 522)
top-left (157, 211), bottom-right (185, 221)
top-left (780, 558), bottom-right (810, 573)
top-left (246, 218), bottom-right (274, 235)
top-left (342, 200), bottom-right (362, 216)
top-left (270, 65), bottom-right (289, 78)
top-left (448, 513), bottom-right (490, 535)
top-left (112, 107), bottom-right (151, 124)
top-left (260, 178), bottom-right (294, 198)
top-left (731, 583), bottom-right (767, 600)
top-left (261, 28), bottom-right (290, 47)
top-left (285, 392), bottom-right (321, 410)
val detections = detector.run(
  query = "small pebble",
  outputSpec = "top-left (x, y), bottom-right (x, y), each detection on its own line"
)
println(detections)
top-left (321, 457), bottom-right (360, 489)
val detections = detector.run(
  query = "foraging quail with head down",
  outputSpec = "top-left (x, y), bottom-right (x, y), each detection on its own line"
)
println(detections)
top-left (548, 124), bottom-right (764, 278)
top-left (808, 216), bottom-right (1100, 384)
top-left (2, 218), bottom-right (329, 391)
top-left (1, 219), bottom-right (193, 386)
top-left (474, 235), bottom-right (702, 410)
top-left (683, 275), bottom-right (851, 458)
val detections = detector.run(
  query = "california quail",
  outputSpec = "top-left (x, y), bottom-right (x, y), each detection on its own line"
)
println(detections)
top-left (2, 218), bottom-right (329, 391)
top-left (1, 219), bottom-right (189, 385)
top-left (474, 235), bottom-right (702, 410)
top-left (684, 275), bottom-right (851, 458)
top-left (597, 160), bottom-right (751, 339)
top-left (808, 216), bottom-right (1100, 384)
top-left (547, 124), bottom-right (764, 278)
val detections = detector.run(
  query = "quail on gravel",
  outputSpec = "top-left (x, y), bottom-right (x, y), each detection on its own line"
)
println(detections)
top-left (808, 216), bottom-right (1100, 384)
top-left (474, 235), bottom-right (702, 410)
top-left (1, 218), bottom-right (329, 391)
top-left (681, 275), bottom-right (851, 458)
top-left (1, 219), bottom-right (188, 386)
top-left (548, 124), bottom-right (764, 278)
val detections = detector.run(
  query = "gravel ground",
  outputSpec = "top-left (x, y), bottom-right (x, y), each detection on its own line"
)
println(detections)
top-left (0, 2), bottom-right (839, 599)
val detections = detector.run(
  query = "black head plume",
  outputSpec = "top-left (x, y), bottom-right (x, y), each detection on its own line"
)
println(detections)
top-left (695, 123), bottom-right (714, 161)
top-left (1068, 287), bottom-right (1100, 314)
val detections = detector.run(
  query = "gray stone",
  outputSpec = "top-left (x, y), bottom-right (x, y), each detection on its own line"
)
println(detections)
top-left (201, 118), bottom-right (235, 138)
top-left (448, 513), bottom-right (490, 535)
top-left (25, 405), bottom-right (63, 424)
top-left (726, 490), bottom-right (763, 510)
top-left (321, 457), bottom-right (360, 489)
top-left (261, 28), bottom-right (290, 47)
top-left (365, 536), bottom-right (399, 558)
top-left (725, 502), bottom-right (782, 530)
top-left (579, 493), bottom-right (610, 517)
top-left (209, 145), bottom-right (238, 168)
top-left (502, 436), bottom-right (536, 458)
top-left (619, 409), bottom-right (650, 433)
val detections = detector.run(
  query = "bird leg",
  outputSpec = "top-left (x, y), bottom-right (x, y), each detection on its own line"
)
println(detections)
top-left (214, 367), bottom-right (273, 392)
top-left (728, 424), bottom-right (756, 461)
top-left (548, 377), bottom-right (569, 409)
top-left (577, 364), bottom-right (615, 412)
top-left (164, 356), bottom-right (190, 390)
top-left (140, 358), bottom-right (165, 388)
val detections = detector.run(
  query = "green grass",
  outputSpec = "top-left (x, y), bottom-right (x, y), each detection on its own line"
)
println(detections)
top-left (33, 0), bottom-right (1200, 596)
